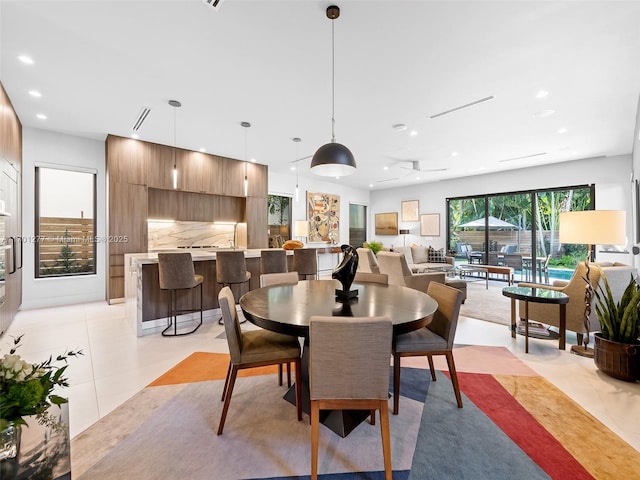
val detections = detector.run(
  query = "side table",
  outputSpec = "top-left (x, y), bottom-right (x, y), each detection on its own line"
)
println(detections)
top-left (502, 286), bottom-right (569, 353)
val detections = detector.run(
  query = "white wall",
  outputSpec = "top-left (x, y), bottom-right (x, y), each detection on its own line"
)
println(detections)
top-left (268, 170), bottom-right (371, 245)
top-left (370, 155), bottom-right (634, 261)
top-left (21, 127), bottom-right (106, 309)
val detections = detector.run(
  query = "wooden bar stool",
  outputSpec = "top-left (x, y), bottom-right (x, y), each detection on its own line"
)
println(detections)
top-left (216, 250), bottom-right (251, 324)
top-left (157, 253), bottom-right (204, 337)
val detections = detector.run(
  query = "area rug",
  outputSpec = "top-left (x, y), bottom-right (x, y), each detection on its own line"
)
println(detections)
top-left (71, 348), bottom-right (640, 479)
top-left (459, 280), bottom-right (513, 325)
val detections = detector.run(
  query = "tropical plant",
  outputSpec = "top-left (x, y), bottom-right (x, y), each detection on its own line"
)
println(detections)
top-left (593, 272), bottom-right (640, 344)
top-left (363, 240), bottom-right (383, 255)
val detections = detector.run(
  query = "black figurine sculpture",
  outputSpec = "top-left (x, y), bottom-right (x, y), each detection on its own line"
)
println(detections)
top-left (332, 244), bottom-right (359, 300)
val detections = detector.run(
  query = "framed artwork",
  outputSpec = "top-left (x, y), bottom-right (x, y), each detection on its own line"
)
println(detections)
top-left (375, 212), bottom-right (398, 236)
top-left (401, 200), bottom-right (419, 222)
top-left (420, 213), bottom-right (440, 236)
top-left (307, 191), bottom-right (340, 243)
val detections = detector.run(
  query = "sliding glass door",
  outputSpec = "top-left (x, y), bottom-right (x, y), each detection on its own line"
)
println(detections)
top-left (448, 184), bottom-right (594, 283)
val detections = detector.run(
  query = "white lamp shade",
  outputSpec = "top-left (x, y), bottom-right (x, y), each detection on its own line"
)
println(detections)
top-left (559, 210), bottom-right (626, 245)
top-left (295, 220), bottom-right (309, 237)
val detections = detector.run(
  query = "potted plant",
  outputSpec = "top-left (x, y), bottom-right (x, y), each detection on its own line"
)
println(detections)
top-left (363, 240), bottom-right (383, 255)
top-left (593, 272), bottom-right (640, 381)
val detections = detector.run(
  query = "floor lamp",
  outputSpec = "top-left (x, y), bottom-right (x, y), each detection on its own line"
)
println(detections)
top-left (399, 229), bottom-right (410, 246)
top-left (558, 210), bottom-right (626, 357)
top-left (295, 220), bottom-right (309, 244)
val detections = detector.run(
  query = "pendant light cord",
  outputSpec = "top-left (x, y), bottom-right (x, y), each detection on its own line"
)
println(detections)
top-left (331, 17), bottom-right (336, 143)
top-left (173, 106), bottom-right (177, 168)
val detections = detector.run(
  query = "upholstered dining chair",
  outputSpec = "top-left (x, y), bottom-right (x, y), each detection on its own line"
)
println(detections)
top-left (216, 286), bottom-right (302, 435)
top-left (260, 249), bottom-right (288, 275)
top-left (392, 281), bottom-right (464, 415)
top-left (354, 271), bottom-right (388, 285)
top-left (259, 271), bottom-right (300, 387)
top-left (309, 315), bottom-right (393, 480)
top-left (157, 252), bottom-right (204, 337)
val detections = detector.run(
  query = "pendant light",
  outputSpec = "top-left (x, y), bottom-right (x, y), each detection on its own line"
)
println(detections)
top-left (241, 121), bottom-right (250, 196)
top-left (169, 99), bottom-right (181, 189)
top-left (293, 137), bottom-right (301, 202)
top-left (310, 5), bottom-right (356, 177)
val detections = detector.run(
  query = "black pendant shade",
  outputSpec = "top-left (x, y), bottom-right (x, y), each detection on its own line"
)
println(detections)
top-left (310, 142), bottom-right (357, 177)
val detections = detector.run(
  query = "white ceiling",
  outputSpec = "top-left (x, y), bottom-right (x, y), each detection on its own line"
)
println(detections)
top-left (2, 0), bottom-right (640, 191)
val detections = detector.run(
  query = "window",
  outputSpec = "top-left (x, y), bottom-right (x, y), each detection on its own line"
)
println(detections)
top-left (349, 203), bottom-right (367, 247)
top-left (267, 194), bottom-right (292, 247)
top-left (35, 167), bottom-right (96, 277)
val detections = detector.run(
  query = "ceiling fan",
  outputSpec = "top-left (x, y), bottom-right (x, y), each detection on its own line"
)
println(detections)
top-left (376, 159), bottom-right (447, 184)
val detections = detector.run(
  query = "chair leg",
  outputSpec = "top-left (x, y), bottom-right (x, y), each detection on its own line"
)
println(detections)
top-left (278, 364), bottom-right (283, 386)
top-left (287, 362), bottom-right (292, 388)
top-left (445, 351), bottom-right (463, 408)
top-left (427, 355), bottom-right (437, 381)
top-left (379, 400), bottom-right (392, 480)
top-left (294, 358), bottom-right (302, 421)
top-left (311, 400), bottom-right (320, 480)
top-left (393, 353), bottom-right (401, 415)
top-left (218, 364), bottom-right (239, 435)
top-left (370, 409), bottom-right (376, 425)
top-left (221, 362), bottom-right (232, 401)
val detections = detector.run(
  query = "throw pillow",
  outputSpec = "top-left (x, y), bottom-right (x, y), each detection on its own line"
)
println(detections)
top-left (411, 245), bottom-right (429, 264)
top-left (428, 247), bottom-right (446, 263)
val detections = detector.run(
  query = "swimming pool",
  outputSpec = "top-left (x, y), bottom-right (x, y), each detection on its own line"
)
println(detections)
top-left (547, 267), bottom-right (574, 281)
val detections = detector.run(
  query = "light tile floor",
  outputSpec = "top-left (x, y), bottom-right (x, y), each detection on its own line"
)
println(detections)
top-left (2, 292), bottom-right (639, 452)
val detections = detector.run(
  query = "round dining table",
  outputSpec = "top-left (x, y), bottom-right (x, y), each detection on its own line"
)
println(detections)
top-left (239, 279), bottom-right (438, 436)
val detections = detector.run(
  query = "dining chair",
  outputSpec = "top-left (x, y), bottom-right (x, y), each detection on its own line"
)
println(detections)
top-left (504, 253), bottom-right (525, 281)
top-left (217, 286), bottom-right (302, 435)
top-left (309, 315), bottom-right (393, 480)
top-left (354, 271), bottom-right (388, 284)
top-left (157, 252), bottom-right (203, 336)
top-left (259, 271), bottom-right (300, 386)
top-left (294, 248), bottom-right (318, 280)
top-left (392, 281), bottom-right (464, 415)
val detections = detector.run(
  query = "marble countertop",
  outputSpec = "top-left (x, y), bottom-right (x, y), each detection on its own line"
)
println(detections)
top-left (128, 248), bottom-right (289, 265)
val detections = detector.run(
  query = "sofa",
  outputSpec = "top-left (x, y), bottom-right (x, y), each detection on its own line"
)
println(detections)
top-left (393, 245), bottom-right (454, 273)
top-left (518, 261), bottom-right (637, 341)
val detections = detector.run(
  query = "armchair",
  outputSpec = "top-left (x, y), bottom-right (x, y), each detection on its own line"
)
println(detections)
top-left (518, 262), bottom-right (637, 343)
top-left (377, 251), bottom-right (445, 293)
top-left (356, 247), bottom-right (381, 274)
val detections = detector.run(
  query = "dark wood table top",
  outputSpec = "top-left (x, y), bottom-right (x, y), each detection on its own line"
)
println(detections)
top-left (239, 279), bottom-right (438, 337)
top-left (502, 285), bottom-right (569, 304)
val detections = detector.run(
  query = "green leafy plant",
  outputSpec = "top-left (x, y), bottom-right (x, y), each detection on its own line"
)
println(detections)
top-left (593, 272), bottom-right (640, 344)
top-left (363, 240), bottom-right (383, 255)
top-left (0, 335), bottom-right (83, 428)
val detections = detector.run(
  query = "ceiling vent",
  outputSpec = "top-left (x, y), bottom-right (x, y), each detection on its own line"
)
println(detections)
top-left (429, 96), bottom-right (495, 119)
top-left (202, 0), bottom-right (225, 11)
top-left (131, 107), bottom-right (151, 132)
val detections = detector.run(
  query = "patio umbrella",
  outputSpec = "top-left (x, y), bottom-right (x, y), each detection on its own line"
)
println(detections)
top-left (459, 216), bottom-right (518, 229)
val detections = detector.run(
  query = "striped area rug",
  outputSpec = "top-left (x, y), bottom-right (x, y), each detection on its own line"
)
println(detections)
top-left (71, 346), bottom-right (640, 479)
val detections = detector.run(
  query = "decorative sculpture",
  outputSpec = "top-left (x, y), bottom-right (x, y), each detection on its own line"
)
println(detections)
top-left (332, 244), bottom-right (359, 300)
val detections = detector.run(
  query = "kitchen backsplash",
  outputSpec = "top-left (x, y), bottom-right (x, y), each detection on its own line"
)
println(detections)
top-left (148, 220), bottom-right (236, 250)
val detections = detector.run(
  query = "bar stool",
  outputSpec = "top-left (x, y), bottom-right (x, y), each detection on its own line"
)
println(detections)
top-left (260, 249), bottom-right (288, 275)
top-left (294, 248), bottom-right (318, 280)
top-left (157, 253), bottom-right (204, 337)
top-left (216, 250), bottom-right (251, 324)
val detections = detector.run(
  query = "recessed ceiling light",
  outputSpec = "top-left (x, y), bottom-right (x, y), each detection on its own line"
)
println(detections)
top-left (392, 123), bottom-right (407, 131)
top-left (199, 147), bottom-right (206, 152)
top-left (383, 166), bottom-right (389, 170)
top-left (557, 128), bottom-right (567, 134)
top-left (131, 133), bottom-right (139, 139)
top-left (369, 184), bottom-right (374, 188)
top-left (536, 90), bottom-right (549, 99)
top-left (415, 176), bottom-right (421, 180)
top-left (533, 109), bottom-right (555, 118)
top-left (410, 130), bottom-right (418, 137)
top-left (250, 158), bottom-right (256, 163)
top-left (451, 151), bottom-right (459, 157)
top-left (36, 113), bottom-right (47, 120)
top-left (290, 166), bottom-right (296, 171)
top-left (18, 55), bottom-right (34, 64)
top-left (28, 90), bottom-right (42, 98)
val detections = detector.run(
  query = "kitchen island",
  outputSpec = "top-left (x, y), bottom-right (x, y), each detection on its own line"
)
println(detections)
top-left (125, 246), bottom-right (341, 336)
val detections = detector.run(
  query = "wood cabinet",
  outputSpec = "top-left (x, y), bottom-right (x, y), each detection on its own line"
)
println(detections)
top-left (0, 82), bottom-right (22, 337)
top-left (106, 135), bottom-right (268, 301)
